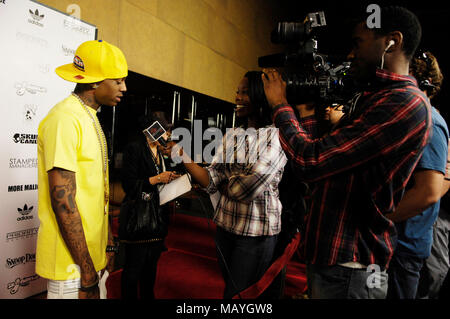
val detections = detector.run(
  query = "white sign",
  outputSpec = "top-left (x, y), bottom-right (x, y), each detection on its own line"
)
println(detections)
top-left (0, 0), bottom-right (96, 299)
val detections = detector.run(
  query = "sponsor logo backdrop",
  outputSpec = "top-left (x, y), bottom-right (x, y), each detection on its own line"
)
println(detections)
top-left (0, 0), bottom-right (96, 298)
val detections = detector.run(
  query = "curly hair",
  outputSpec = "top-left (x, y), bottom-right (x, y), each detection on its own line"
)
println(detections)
top-left (410, 51), bottom-right (444, 99)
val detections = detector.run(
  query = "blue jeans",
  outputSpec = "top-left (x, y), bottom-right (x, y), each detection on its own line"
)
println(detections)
top-left (387, 253), bottom-right (424, 299)
top-left (306, 264), bottom-right (388, 299)
top-left (417, 208), bottom-right (450, 299)
top-left (215, 226), bottom-right (277, 299)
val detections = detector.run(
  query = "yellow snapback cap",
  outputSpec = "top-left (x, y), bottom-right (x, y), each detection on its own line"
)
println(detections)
top-left (55, 40), bottom-right (128, 83)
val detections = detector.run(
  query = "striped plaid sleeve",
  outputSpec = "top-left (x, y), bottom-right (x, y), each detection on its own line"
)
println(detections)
top-left (205, 132), bottom-right (230, 194)
top-left (272, 90), bottom-right (431, 182)
top-left (205, 163), bottom-right (227, 194)
top-left (226, 128), bottom-right (287, 202)
top-left (299, 115), bottom-right (319, 138)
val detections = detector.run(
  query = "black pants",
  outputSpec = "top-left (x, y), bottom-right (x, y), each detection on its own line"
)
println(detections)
top-left (387, 253), bottom-right (424, 299)
top-left (121, 241), bottom-right (165, 299)
top-left (215, 227), bottom-right (277, 299)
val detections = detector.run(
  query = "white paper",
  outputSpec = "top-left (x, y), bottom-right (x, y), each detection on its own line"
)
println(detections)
top-left (159, 174), bottom-right (192, 205)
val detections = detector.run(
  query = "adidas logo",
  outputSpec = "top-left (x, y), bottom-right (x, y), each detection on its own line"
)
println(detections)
top-left (29, 9), bottom-right (44, 21)
top-left (17, 204), bottom-right (34, 221)
top-left (28, 9), bottom-right (44, 27)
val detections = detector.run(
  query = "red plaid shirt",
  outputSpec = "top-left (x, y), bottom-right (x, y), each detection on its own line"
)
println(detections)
top-left (272, 69), bottom-right (432, 269)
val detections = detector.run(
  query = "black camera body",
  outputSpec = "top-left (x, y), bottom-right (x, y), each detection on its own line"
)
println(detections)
top-left (258, 11), bottom-right (353, 107)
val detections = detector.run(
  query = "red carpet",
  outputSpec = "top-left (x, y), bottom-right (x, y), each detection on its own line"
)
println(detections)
top-left (107, 213), bottom-right (307, 299)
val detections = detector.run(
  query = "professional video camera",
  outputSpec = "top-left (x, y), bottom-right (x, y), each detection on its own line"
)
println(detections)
top-left (258, 11), bottom-right (354, 107)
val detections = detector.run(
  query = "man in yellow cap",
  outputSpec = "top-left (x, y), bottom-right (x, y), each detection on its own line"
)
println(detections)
top-left (36, 40), bottom-right (128, 299)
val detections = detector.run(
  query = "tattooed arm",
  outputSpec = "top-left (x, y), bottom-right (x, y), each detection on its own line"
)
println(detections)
top-left (48, 167), bottom-right (99, 299)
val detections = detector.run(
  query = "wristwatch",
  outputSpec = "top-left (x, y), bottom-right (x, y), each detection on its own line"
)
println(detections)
top-left (106, 245), bottom-right (118, 253)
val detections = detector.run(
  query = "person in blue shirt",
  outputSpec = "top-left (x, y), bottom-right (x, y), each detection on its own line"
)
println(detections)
top-left (386, 50), bottom-right (448, 299)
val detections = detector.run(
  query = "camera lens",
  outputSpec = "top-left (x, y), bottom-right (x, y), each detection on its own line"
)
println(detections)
top-left (271, 22), bottom-right (310, 44)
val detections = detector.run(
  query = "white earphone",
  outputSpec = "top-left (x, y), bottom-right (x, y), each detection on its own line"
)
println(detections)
top-left (380, 40), bottom-right (395, 69)
top-left (385, 40), bottom-right (395, 52)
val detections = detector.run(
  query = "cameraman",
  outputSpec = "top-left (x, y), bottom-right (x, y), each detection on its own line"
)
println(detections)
top-left (262, 6), bottom-right (430, 299)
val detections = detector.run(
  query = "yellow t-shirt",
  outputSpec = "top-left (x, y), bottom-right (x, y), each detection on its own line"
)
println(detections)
top-left (36, 94), bottom-right (109, 281)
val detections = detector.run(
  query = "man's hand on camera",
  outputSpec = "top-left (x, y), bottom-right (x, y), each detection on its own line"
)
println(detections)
top-left (261, 68), bottom-right (288, 108)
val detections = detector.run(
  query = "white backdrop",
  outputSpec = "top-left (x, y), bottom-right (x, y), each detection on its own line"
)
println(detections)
top-left (0, 0), bottom-right (96, 298)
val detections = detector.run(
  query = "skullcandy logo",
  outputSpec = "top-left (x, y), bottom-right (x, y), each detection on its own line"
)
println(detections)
top-left (73, 55), bottom-right (85, 71)
top-left (12, 133), bottom-right (37, 144)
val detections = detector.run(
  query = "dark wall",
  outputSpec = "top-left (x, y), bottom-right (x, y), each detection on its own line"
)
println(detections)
top-left (98, 70), bottom-right (235, 181)
top-left (272, 0), bottom-right (450, 122)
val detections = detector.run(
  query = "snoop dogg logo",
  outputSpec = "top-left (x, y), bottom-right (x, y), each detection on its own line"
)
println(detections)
top-left (13, 133), bottom-right (37, 144)
top-left (28, 9), bottom-right (45, 27)
top-left (7, 275), bottom-right (40, 295)
top-left (5, 253), bottom-right (36, 269)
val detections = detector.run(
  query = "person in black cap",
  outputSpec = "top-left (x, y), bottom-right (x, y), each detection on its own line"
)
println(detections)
top-left (119, 111), bottom-right (180, 299)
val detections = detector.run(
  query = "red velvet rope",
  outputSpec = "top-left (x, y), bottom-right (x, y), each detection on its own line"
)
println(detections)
top-left (232, 232), bottom-right (301, 299)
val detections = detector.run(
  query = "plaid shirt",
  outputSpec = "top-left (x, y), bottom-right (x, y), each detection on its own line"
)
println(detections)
top-left (272, 69), bottom-right (431, 269)
top-left (206, 125), bottom-right (288, 236)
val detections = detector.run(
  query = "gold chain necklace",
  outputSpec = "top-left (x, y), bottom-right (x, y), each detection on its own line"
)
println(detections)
top-left (72, 93), bottom-right (109, 214)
